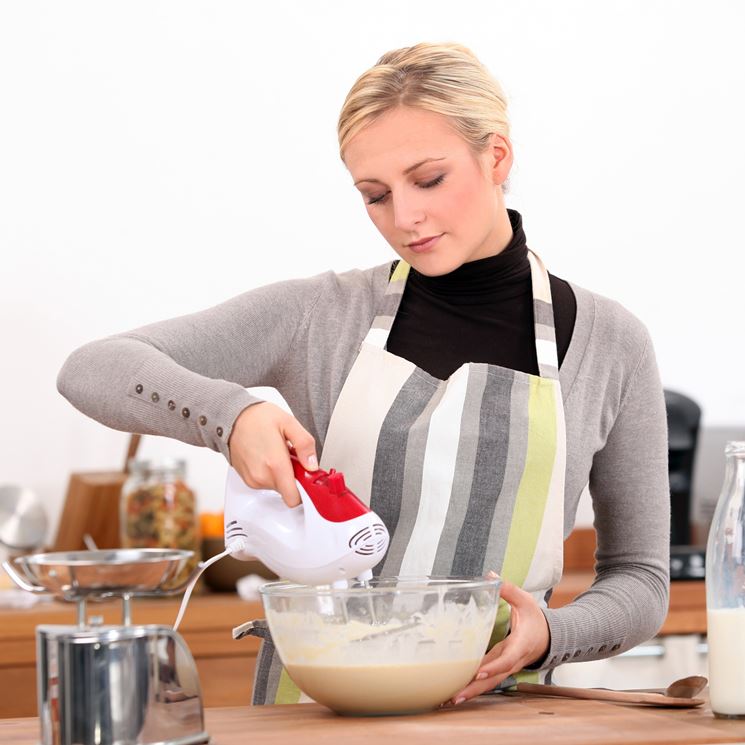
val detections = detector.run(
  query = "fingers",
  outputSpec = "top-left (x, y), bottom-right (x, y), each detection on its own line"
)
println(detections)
top-left (473, 624), bottom-right (524, 679)
top-left (449, 675), bottom-right (505, 705)
top-left (233, 449), bottom-right (302, 508)
top-left (499, 579), bottom-right (531, 608)
top-left (282, 417), bottom-right (319, 472)
top-left (448, 637), bottom-right (521, 705)
top-left (278, 417), bottom-right (318, 507)
top-left (475, 585), bottom-right (535, 680)
top-left (228, 402), bottom-right (318, 508)
top-left (273, 457), bottom-right (302, 508)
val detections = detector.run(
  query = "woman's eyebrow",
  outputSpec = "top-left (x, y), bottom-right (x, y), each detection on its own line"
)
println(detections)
top-left (354, 157), bottom-right (447, 186)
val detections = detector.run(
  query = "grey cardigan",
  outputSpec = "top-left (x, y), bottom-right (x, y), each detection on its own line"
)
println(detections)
top-left (57, 261), bottom-right (670, 671)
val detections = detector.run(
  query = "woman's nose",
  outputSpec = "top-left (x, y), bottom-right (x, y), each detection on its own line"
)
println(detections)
top-left (392, 192), bottom-right (425, 231)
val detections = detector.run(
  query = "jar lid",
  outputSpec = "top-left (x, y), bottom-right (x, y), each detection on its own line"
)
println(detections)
top-left (127, 458), bottom-right (187, 476)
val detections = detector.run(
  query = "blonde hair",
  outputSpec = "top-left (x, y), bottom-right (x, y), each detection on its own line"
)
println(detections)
top-left (337, 42), bottom-right (510, 161)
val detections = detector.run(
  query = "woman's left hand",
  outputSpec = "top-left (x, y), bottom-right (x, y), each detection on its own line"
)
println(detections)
top-left (448, 578), bottom-right (551, 705)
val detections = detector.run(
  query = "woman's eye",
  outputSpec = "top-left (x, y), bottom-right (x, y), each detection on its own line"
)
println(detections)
top-left (420, 174), bottom-right (445, 189)
top-left (365, 175), bottom-right (444, 206)
top-left (367, 192), bottom-right (389, 205)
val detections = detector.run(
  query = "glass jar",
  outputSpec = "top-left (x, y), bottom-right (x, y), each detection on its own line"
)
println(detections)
top-left (120, 458), bottom-right (201, 586)
top-left (705, 441), bottom-right (745, 718)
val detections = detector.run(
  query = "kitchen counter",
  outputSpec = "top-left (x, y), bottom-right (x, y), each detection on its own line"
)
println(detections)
top-left (3, 695), bottom-right (745, 745)
top-left (0, 573), bottom-right (707, 718)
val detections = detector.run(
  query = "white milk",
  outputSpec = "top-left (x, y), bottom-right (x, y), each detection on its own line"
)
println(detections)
top-left (707, 607), bottom-right (745, 717)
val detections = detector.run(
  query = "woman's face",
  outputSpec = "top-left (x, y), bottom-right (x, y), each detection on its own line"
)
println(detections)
top-left (344, 106), bottom-right (512, 276)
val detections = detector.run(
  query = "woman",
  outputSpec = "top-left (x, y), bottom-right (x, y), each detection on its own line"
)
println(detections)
top-left (57, 42), bottom-right (670, 706)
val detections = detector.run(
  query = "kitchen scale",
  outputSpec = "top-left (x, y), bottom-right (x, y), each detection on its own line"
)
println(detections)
top-left (3, 548), bottom-right (210, 745)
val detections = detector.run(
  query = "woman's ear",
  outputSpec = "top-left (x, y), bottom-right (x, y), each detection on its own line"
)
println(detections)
top-left (484, 133), bottom-right (513, 187)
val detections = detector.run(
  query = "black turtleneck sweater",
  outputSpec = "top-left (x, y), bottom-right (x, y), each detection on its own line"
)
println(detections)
top-left (387, 209), bottom-right (576, 380)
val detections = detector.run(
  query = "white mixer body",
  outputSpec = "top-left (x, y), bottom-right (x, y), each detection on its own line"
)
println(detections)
top-left (223, 387), bottom-right (389, 586)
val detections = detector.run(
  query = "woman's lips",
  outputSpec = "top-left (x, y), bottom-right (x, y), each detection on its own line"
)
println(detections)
top-left (407, 234), bottom-right (443, 254)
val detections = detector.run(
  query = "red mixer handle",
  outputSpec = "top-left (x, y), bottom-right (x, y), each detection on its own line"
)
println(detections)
top-left (289, 453), bottom-right (370, 522)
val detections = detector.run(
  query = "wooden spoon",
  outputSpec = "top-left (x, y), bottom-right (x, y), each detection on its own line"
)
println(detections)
top-left (515, 675), bottom-right (708, 708)
top-left (663, 675), bottom-right (708, 699)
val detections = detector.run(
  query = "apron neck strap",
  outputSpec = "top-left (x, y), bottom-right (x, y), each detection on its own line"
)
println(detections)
top-left (527, 250), bottom-right (560, 380)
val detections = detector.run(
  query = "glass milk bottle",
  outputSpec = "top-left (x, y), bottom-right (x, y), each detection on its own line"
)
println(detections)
top-left (706, 441), bottom-right (745, 718)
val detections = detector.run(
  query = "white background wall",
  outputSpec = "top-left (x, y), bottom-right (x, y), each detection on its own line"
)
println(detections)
top-left (1, 0), bottom-right (743, 545)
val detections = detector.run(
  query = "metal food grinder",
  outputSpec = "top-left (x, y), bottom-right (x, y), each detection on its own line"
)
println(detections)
top-left (223, 387), bottom-right (390, 587)
top-left (3, 549), bottom-right (210, 745)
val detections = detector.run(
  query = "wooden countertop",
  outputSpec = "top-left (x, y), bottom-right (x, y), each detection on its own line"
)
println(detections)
top-left (3, 696), bottom-right (745, 745)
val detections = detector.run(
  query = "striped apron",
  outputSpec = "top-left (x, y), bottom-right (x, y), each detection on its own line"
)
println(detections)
top-left (245, 250), bottom-right (566, 704)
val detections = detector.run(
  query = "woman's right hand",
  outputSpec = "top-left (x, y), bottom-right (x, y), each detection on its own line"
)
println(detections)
top-left (228, 402), bottom-right (319, 507)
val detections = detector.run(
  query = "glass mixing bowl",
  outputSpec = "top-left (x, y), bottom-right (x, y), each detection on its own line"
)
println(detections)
top-left (260, 576), bottom-right (501, 716)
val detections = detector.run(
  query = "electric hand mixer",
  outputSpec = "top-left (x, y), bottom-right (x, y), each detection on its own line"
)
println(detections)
top-left (223, 387), bottom-right (389, 587)
top-left (172, 388), bottom-right (389, 631)
top-left (224, 460), bottom-right (388, 586)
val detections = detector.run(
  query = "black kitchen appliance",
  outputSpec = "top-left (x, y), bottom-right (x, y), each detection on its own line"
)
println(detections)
top-left (665, 389), bottom-right (704, 580)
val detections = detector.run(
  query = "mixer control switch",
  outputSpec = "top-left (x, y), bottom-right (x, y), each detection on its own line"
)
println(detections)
top-left (327, 471), bottom-right (346, 496)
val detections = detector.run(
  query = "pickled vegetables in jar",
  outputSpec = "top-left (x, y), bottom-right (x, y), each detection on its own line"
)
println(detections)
top-left (121, 458), bottom-right (201, 586)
